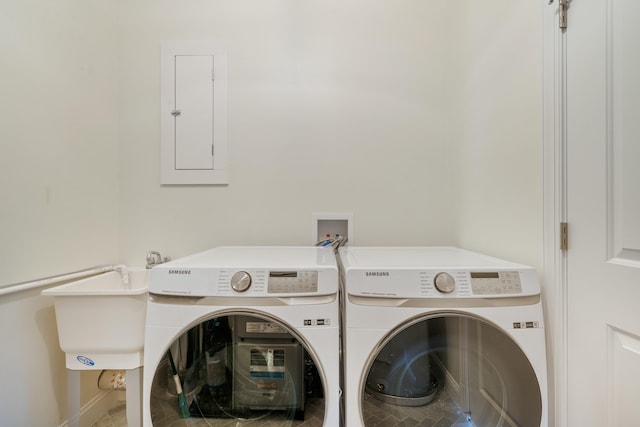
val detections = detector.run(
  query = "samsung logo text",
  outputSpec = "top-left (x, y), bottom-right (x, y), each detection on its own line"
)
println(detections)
top-left (168, 269), bottom-right (191, 275)
top-left (365, 271), bottom-right (390, 277)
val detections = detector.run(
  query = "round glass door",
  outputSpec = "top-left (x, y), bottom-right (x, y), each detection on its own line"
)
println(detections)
top-left (362, 314), bottom-right (542, 427)
top-left (150, 313), bottom-right (325, 426)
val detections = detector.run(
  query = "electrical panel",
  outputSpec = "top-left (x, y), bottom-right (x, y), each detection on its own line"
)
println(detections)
top-left (160, 41), bottom-right (229, 185)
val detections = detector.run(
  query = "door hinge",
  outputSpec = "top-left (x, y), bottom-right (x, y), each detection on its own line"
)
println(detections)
top-left (560, 222), bottom-right (569, 251)
top-left (549, 0), bottom-right (569, 30)
top-left (559, 0), bottom-right (568, 30)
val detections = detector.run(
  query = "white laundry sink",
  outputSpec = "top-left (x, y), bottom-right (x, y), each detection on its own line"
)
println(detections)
top-left (42, 269), bottom-right (148, 370)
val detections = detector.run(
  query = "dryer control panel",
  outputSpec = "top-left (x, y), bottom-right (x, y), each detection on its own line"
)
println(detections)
top-left (340, 246), bottom-right (540, 299)
top-left (268, 271), bottom-right (318, 293)
top-left (470, 271), bottom-right (522, 294)
top-left (346, 268), bottom-right (539, 299)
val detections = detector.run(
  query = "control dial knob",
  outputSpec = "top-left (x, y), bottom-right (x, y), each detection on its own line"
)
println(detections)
top-left (434, 272), bottom-right (456, 293)
top-left (231, 271), bottom-right (252, 292)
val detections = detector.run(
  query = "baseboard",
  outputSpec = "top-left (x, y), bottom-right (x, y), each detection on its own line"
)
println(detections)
top-left (60, 390), bottom-right (125, 427)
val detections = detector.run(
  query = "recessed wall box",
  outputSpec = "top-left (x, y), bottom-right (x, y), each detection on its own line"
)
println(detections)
top-left (312, 212), bottom-right (353, 246)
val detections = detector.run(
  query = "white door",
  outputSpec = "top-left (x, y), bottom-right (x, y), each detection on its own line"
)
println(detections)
top-left (566, 0), bottom-right (640, 425)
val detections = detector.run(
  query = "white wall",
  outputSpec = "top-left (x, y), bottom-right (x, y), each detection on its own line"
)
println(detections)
top-left (0, 1), bottom-right (120, 425)
top-left (1, 0), bottom-right (121, 285)
top-left (452, 1), bottom-right (543, 270)
top-left (117, 0), bottom-right (460, 264)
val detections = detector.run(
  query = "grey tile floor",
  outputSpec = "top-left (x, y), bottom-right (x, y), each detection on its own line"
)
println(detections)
top-left (92, 397), bottom-right (324, 427)
top-left (92, 388), bottom-right (471, 427)
top-left (92, 402), bottom-right (127, 427)
top-left (361, 387), bottom-right (475, 427)
top-left (93, 361), bottom-right (469, 427)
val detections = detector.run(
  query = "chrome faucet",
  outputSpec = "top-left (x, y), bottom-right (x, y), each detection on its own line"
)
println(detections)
top-left (146, 251), bottom-right (170, 269)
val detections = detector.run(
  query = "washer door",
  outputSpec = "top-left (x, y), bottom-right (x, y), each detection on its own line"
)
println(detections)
top-left (362, 314), bottom-right (542, 427)
top-left (150, 313), bottom-right (326, 426)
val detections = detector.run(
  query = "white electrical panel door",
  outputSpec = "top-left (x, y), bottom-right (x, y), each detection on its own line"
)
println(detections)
top-left (175, 55), bottom-right (214, 170)
top-left (161, 41), bottom-right (228, 184)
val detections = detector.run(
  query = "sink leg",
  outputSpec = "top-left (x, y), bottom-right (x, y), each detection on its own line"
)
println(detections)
top-left (67, 369), bottom-right (81, 427)
top-left (126, 367), bottom-right (142, 427)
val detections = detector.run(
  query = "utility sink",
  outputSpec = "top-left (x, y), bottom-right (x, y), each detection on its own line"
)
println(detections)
top-left (42, 269), bottom-right (148, 370)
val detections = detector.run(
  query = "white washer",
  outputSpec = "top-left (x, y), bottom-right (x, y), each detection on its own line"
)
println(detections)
top-left (340, 247), bottom-right (548, 427)
top-left (143, 246), bottom-right (340, 426)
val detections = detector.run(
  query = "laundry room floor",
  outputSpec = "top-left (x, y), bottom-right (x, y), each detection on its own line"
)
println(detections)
top-left (92, 397), bottom-right (325, 427)
top-left (92, 377), bottom-right (468, 427)
top-left (361, 386), bottom-right (475, 427)
top-left (92, 390), bottom-right (470, 427)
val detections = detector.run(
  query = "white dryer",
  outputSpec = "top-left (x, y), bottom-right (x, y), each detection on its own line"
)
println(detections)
top-left (143, 246), bottom-right (340, 426)
top-left (340, 247), bottom-right (548, 427)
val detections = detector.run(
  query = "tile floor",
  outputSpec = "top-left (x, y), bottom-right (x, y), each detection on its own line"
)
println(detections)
top-left (92, 402), bottom-right (127, 427)
top-left (92, 358), bottom-right (470, 427)
top-left (92, 397), bottom-right (324, 427)
top-left (92, 387), bottom-right (472, 427)
top-left (360, 387), bottom-right (474, 427)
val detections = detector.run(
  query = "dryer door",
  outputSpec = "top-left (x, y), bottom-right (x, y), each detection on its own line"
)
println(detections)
top-left (362, 314), bottom-right (543, 427)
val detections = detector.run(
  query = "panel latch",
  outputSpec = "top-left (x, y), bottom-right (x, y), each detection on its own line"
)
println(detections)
top-left (560, 222), bottom-right (569, 251)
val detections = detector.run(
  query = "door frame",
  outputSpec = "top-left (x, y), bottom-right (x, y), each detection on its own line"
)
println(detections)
top-left (543, 2), bottom-right (568, 427)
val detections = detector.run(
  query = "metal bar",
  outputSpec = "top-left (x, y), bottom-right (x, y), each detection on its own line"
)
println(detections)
top-left (0, 265), bottom-right (118, 297)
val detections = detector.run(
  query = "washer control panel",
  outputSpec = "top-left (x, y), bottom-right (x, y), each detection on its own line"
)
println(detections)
top-left (419, 271), bottom-right (472, 296)
top-left (151, 267), bottom-right (334, 297)
top-left (221, 270), bottom-right (319, 295)
top-left (148, 246), bottom-right (337, 297)
top-left (230, 271), bottom-right (252, 292)
top-left (434, 272), bottom-right (456, 293)
top-left (267, 271), bottom-right (318, 294)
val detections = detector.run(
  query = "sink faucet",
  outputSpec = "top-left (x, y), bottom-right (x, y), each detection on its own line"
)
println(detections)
top-left (113, 264), bottom-right (130, 287)
top-left (146, 251), bottom-right (170, 269)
